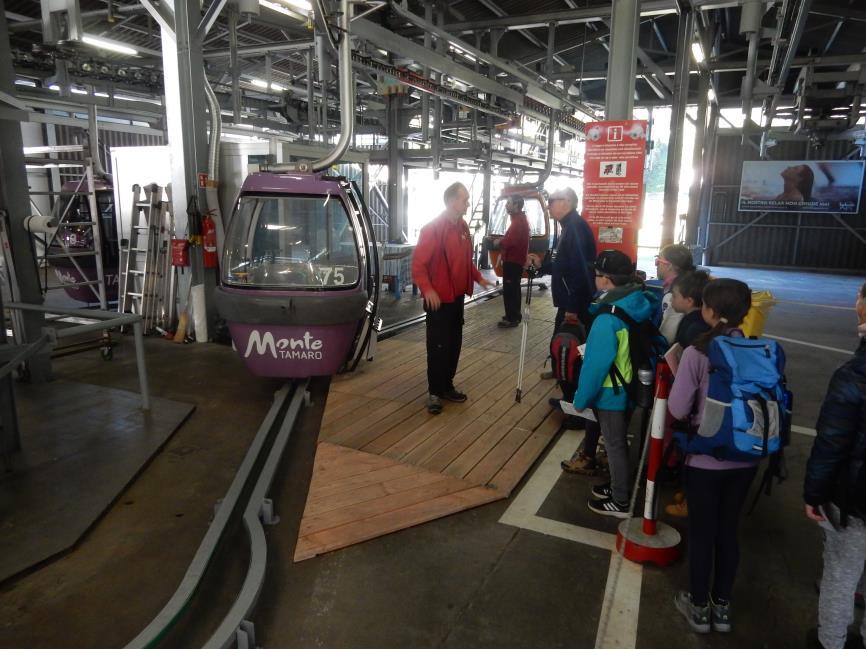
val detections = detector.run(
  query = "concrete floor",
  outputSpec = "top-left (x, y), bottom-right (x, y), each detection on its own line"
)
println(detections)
top-left (0, 265), bottom-right (862, 649)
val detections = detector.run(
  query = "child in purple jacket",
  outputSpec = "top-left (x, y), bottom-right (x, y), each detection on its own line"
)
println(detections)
top-left (667, 278), bottom-right (759, 635)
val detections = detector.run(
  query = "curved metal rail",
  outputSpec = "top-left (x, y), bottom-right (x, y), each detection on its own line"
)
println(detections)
top-left (123, 380), bottom-right (308, 649)
top-left (378, 282), bottom-right (507, 339)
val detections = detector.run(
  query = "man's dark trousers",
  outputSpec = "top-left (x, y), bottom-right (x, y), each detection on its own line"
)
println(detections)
top-left (502, 261), bottom-right (523, 323)
top-left (426, 297), bottom-right (465, 396)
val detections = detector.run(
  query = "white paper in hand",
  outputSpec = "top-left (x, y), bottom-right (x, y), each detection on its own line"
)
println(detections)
top-left (665, 343), bottom-right (683, 376)
top-left (559, 401), bottom-right (597, 421)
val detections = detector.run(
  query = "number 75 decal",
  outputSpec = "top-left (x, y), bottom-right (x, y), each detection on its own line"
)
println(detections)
top-left (319, 266), bottom-right (346, 285)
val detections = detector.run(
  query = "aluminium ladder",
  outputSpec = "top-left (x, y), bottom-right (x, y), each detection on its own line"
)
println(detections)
top-left (119, 183), bottom-right (171, 333)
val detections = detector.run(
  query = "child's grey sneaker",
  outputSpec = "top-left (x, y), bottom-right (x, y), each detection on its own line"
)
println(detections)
top-left (710, 596), bottom-right (731, 633)
top-left (674, 591), bottom-right (711, 634)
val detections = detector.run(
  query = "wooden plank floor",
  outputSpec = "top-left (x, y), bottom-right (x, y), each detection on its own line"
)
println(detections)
top-left (295, 290), bottom-right (563, 561)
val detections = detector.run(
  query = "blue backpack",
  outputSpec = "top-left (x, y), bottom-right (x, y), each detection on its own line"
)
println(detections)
top-left (673, 336), bottom-right (792, 462)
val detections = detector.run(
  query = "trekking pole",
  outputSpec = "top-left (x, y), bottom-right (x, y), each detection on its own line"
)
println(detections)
top-left (515, 264), bottom-right (537, 403)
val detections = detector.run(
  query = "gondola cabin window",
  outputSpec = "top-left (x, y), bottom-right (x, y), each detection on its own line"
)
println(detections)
top-left (488, 196), bottom-right (547, 236)
top-left (223, 193), bottom-right (360, 289)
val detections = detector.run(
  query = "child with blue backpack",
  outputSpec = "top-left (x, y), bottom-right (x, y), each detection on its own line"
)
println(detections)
top-left (667, 279), bottom-right (762, 634)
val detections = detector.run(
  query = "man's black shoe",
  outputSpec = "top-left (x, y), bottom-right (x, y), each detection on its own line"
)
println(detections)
top-left (497, 320), bottom-right (519, 328)
top-left (549, 397), bottom-right (562, 409)
top-left (441, 388), bottom-right (467, 403)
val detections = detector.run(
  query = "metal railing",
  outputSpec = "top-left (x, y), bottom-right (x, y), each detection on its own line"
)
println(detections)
top-left (123, 380), bottom-right (308, 649)
top-left (5, 303), bottom-right (150, 410)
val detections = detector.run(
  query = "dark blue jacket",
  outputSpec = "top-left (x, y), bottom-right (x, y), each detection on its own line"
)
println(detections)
top-left (804, 340), bottom-right (866, 522)
top-left (540, 210), bottom-right (596, 315)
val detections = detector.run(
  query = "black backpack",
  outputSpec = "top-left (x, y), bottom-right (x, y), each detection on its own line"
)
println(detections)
top-left (550, 321), bottom-right (586, 402)
top-left (595, 304), bottom-right (667, 409)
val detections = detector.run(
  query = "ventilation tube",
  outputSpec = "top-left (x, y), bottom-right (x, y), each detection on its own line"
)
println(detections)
top-left (204, 77), bottom-right (226, 258)
top-left (536, 110), bottom-right (557, 186)
top-left (87, 105), bottom-right (112, 182)
top-left (265, 0), bottom-right (353, 173)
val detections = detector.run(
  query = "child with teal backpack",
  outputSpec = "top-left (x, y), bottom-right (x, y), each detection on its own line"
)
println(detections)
top-left (572, 250), bottom-right (663, 517)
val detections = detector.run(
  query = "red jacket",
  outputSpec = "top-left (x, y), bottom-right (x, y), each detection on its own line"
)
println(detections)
top-left (412, 213), bottom-right (483, 303)
top-left (499, 211), bottom-right (530, 265)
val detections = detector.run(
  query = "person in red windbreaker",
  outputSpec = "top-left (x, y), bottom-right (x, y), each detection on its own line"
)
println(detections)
top-left (412, 182), bottom-right (495, 415)
top-left (495, 195), bottom-right (531, 328)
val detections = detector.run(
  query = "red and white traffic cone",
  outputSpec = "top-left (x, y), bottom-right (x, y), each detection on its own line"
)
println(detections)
top-left (615, 360), bottom-right (682, 566)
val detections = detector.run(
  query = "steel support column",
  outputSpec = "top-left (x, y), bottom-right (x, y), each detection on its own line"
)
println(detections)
top-left (697, 102), bottom-right (719, 257)
top-left (685, 73), bottom-right (709, 246)
top-left (306, 47), bottom-right (316, 142)
top-left (228, 7), bottom-right (241, 123)
top-left (0, 8), bottom-right (49, 378)
top-left (605, 0), bottom-right (641, 120)
top-left (478, 164), bottom-right (492, 269)
top-left (386, 93), bottom-right (405, 243)
top-left (0, 3), bottom-right (43, 458)
top-left (661, 3), bottom-right (694, 246)
top-left (421, 1), bottom-right (432, 142)
top-left (159, 0), bottom-right (216, 337)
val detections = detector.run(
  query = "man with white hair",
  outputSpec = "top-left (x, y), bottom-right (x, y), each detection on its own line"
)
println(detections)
top-left (530, 187), bottom-right (597, 354)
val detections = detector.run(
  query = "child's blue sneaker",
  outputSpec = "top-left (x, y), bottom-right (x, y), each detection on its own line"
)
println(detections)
top-left (710, 595), bottom-right (731, 633)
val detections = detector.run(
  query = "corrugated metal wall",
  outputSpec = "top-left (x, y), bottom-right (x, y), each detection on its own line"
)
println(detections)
top-left (705, 134), bottom-right (866, 271)
top-left (54, 124), bottom-right (164, 180)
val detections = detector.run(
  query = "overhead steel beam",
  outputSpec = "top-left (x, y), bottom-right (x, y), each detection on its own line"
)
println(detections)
top-left (810, 2), bottom-right (866, 22)
top-left (442, 0), bottom-right (677, 33)
top-left (601, 17), bottom-right (674, 96)
top-left (388, 3), bottom-right (586, 115)
top-left (652, 18), bottom-right (669, 51)
top-left (476, 0), bottom-right (567, 66)
top-left (198, 0), bottom-right (229, 38)
top-left (8, 4), bottom-right (148, 31)
top-left (761, 0), bottom-right (812, 155)
top-left (203, 40), bottom-right (315, 59)
top-left (352, 18), bottom-right (523, 105)
top-left (550, 53), bottom-right (866, 81)
top-left (517, 24), bottom-right (613, 66)
top-left (141, 0), bottom-right (175, 35)
top-left (351, 52), bottom-right (516, 122)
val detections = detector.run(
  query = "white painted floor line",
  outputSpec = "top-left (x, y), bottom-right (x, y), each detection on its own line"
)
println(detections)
top-left (499, 428), bottom-right (585, 522)
top-left (774, 300), bottom-right (855, 311)
top-left (595, 552), bottom-right (643, 649)
top-left (792, 424), bottom-right (817, 437)
top-left (501, 512), bottom-right (616, 551)
top-left (764, 334), bottom-right (854, 355)
top-left (499, 428), bottom-right (639, 649)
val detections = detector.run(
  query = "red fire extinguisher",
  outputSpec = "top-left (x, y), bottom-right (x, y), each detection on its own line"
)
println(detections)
top-left (202, 211), bottom-right (218, 269)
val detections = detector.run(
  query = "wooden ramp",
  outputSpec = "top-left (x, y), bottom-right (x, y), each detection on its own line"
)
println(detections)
top-left (295, 293), bottom-right (563, 561)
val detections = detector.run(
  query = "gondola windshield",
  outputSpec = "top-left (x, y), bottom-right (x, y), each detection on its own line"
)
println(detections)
top-left (223, 193), bottom-right (360, 289)
top-left (488, 197), bottom-right (547, 237)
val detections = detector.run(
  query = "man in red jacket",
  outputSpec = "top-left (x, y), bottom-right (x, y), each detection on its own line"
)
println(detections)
top-left (496, 195), bottom-right (531, 328)
top-left (412, 182), bottom-right (495, 414)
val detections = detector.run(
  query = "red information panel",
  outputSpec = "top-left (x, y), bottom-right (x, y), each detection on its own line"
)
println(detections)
top-left (582, 120), bottom-right (648, 262)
